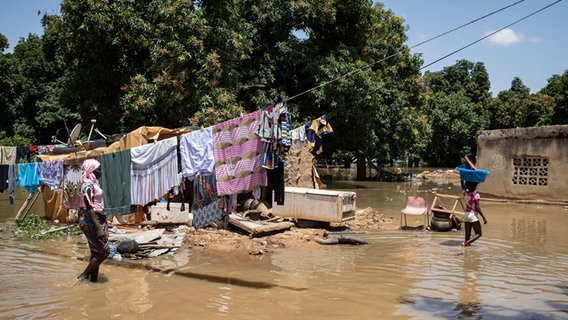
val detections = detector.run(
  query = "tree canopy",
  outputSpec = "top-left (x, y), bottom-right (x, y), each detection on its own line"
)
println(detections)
top-left (1, 0), bottom-right (567, 176)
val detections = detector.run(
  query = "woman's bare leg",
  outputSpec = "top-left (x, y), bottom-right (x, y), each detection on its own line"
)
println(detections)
top-left (465, 221), bottom-right (482, 246)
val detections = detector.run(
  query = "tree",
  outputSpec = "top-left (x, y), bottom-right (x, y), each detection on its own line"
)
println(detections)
top-left (7, 34), bottom-right (63, 142)
top-left (422, 60), bottom-right (491, 165)
top-left (540, 69), bottom-right (568, 124)
top-left (0, 33), bottom-right (16, 138)
top-left (424, 92), bottom-right (484, 166)
top-left (423, 59), bottom-right (492, 105)
top-left (489, 77), bottom-right (555, 129)
top-left (291, 1), bottom-right (426, 179)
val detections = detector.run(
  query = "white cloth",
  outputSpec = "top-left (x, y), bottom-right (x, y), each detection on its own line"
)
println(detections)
top-left (130, 137), bottom-right (179, 205)
top-left (290, 126), bottom-right (307, 149)
top-left (179, 128), bottom-right (214, 179)
top-left (462, 211), bottom-right (479, 223)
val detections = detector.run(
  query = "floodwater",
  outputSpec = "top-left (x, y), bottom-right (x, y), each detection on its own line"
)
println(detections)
top-left (1, 180), bottom-right (568, 319)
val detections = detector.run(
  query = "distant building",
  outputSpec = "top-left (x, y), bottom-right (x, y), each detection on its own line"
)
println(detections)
top-left (476, 125), bottom-right (568, 204)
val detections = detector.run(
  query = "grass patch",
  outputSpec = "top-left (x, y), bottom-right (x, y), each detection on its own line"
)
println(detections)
top-left (13, 215), bottom-right (81, 240)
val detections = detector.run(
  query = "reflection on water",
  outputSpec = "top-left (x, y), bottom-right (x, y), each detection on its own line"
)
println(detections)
top-left (1, 180), bottom-right (568, 319)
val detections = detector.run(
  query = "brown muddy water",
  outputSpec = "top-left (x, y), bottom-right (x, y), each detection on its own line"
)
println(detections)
top-left (1, 181), bottom-right (568, 319)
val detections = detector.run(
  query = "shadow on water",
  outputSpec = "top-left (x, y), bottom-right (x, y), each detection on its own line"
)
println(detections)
top-left (0, 242), bottom-right (307, 291)
top-left (439, 240), bottom-right (463, 247)
top-left (399, 295), bottom-right (563, 320)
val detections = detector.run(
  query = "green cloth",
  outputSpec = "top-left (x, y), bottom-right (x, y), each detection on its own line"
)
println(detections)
top-left (100, 150), bottom-right (132, 216)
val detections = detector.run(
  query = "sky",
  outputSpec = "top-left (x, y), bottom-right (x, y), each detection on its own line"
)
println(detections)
top-left (1, 0), bottom-right (566, 95)
top-left (381, 0), bottom-right (568, 95)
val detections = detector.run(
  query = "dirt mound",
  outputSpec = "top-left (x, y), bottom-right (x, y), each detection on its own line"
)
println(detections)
top-left (416, 169), bottom-right (460, 182)
top-left (181, 207), bottom-right (396, 256)
top-left (1, 206), bottom-right (395, 257)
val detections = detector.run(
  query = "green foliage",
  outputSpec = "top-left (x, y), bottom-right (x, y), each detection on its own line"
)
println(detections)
top-left (292, 2), bottom-right (426, 175)
top-left (3, 0), bottom-right (568, 179)
top-left (424, 91), bottom-right (485, 166)
top-left (0, 29), bottom-right (68, 144)
top-left (489, 77), bottom-right (556, 129)
top-left (540, 69), bottom-right (568, 124)
top-left (12, 215), bottom-right (79, 240)
top-left (0, 132), bottom-right (32, 147)
top-left (422, 60), bottom-right (493, 166)
top-left (0, 33), bottom-right (8, 52)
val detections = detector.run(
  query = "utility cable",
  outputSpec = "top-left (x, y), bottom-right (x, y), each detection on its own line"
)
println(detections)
top-left (287, 0), bottom-right (548, 101)
top-left (422, 0), bottom-right (562, 70)
top-left (409, 0), bottom-right (524, 50)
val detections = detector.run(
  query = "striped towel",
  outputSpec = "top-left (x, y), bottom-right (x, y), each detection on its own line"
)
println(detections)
top-left (212, 110), bottom-right (267, 196)
top-left (130, 137), bottom-right (179, 205)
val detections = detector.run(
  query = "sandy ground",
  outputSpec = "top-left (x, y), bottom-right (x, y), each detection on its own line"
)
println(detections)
top-left (0, 206), bottom-right (397, 257)
top-left (182, 207), bottom-right (398, 256)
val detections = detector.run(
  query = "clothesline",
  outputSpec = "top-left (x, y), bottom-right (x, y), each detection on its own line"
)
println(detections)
top-left (2, 103), bottom-right (333, 222)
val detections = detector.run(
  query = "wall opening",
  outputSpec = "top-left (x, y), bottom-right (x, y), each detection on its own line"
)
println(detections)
top-left (512, 156), bottom-right (548, 186)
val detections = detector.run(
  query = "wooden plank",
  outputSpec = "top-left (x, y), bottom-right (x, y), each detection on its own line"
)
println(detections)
top-left (465, 155), bottom-right (477, 170)
top-left (431, 209), bottom-right (464, 215)
top-left (228, 214), bottom-right (294, 238)
top-left (15, 188), bottom-right (41, 220)
top-left (40, 224), bottom-right (77, 235)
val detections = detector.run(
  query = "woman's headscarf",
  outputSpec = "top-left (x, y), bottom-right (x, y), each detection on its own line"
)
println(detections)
top-left (82, 159), bottom-right (100, 184)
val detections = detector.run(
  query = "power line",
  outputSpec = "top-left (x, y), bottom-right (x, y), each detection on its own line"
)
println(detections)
top-left (422, 0), bottom-right (563, 70)
top-left (409, 0), bottom-right (525, 51)
top-left (287, 0), bottom-right (559, 101)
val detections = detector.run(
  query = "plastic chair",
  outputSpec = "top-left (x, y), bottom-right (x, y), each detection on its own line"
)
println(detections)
top-left (400, 196), bottom-right (429, 228)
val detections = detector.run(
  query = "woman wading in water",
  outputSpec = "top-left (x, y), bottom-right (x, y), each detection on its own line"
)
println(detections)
top-left (78, 159), bottom-right (109, 282)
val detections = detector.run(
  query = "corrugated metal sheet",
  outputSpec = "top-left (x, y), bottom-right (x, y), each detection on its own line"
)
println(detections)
top-left (271, 187), bottom-right (356, 223)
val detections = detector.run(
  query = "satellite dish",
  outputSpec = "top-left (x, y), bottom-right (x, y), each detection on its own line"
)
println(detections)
top-left (67, 124), bottom-right (82, 146)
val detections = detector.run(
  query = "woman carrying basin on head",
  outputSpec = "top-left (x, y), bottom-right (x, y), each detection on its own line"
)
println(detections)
top-left (461, 179), bottom-right (487, 247)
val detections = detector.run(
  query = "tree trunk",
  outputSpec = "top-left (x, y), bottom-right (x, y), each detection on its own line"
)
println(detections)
top-left (356, 153), bottom-right (366, 180)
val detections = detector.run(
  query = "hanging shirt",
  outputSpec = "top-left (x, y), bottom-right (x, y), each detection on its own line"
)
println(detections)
top-left (62, 161), bottom-right (84, 209)
top-left (305, 114), bottom-right (333, 154)
top-left (257, 97), bottom-right (291, 169)
top-left (0, 165), bottom-right (9, 192)
top-left (290, 126), bottom-right (308, 149)
top-left (16, 162), bottom-right (40, 194)
top-left (8, 164), bottom-right (15, 204)
top-left (179, 127), bottom-right (215, 179)
top-left (16, 146), bottom-right (31, 163)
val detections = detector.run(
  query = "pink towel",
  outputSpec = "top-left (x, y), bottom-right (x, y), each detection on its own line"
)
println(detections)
top-left (212, 110), bottom-right (267, 196)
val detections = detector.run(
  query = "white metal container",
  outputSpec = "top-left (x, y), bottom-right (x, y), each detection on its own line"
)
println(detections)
top-left (150, 202), bottom-right (192, 224)
top-left (271, 187), bottom-right (356, 223)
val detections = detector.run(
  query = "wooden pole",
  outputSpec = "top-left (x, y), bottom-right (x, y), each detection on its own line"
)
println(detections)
top-left (15, 187), bottom-right (41, 220)
top-left (465, 155), bottom-right (477, 170)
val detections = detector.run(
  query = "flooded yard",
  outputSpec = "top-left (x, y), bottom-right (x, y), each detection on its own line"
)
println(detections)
top-left (1, 180), bottom-right (567, 319)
